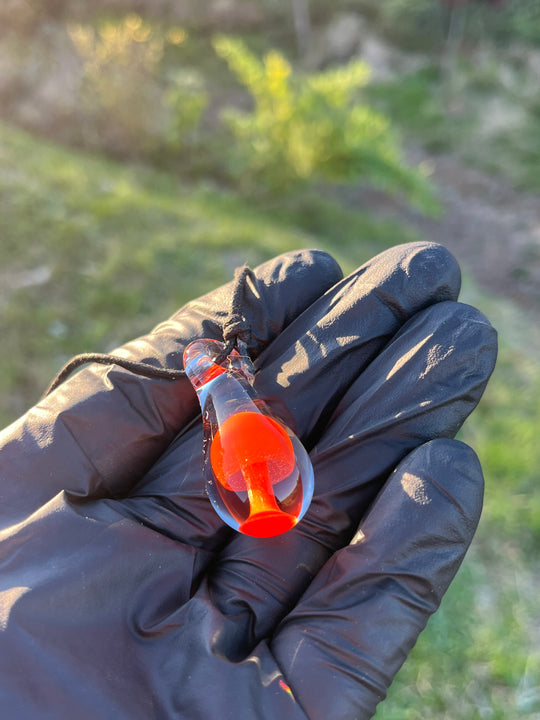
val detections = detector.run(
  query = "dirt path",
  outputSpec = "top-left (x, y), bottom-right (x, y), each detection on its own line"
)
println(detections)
top-left (351, 148), bottom-right (540, 313)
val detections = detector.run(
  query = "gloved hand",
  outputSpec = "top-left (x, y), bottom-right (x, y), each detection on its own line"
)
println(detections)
top-left (0, 243), bottom-right (497, 720)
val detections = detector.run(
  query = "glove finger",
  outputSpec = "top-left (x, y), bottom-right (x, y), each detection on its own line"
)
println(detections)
top-left (272, 438), bottom-right (484, 720)
top-left (0, 250), bottom-right (341, 528)
top-left (205, 300), bottom-right (496, 654)
top-left (124, 242), bottom-right (461, 550)
top-left (253, 240), bottom-right (461, 445)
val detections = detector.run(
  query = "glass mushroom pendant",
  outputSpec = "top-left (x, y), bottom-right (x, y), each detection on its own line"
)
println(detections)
top-left (183, 339), bottom-right (314, 538)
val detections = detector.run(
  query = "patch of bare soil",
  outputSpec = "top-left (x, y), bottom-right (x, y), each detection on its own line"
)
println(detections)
top-left (351, 148), bottom-right (540, 313)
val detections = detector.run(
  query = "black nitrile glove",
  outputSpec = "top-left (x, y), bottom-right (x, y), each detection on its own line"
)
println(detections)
top-left (0, 243), bottom-right (497, 720)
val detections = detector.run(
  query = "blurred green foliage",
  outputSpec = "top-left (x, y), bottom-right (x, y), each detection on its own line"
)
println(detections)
top-left (65, 16), bottom-right (436, 209)
top-left (0, 120), bottom-right (405, 422)
top-left (365, 65), bottom-right (470, 154)
top-left (366, 54), bottom-right (540, 193)
top-left (359, 0), bottom-right (540, 50)
top-left (164, 68), bottom-right (208, 152)
top-left (213, 36), bottom-right (436, 210)
top-left (68, 14), bottom-right (167, 156)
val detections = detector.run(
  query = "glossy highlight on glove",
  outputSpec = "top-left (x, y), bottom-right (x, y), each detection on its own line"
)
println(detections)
top-left (183, 339), bottom-right (314, 537)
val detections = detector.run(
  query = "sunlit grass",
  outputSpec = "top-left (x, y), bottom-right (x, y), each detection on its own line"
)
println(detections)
top-left (0, 121), bottom-right (404, 422)
top-left (376, 542), bottom-right (540, 719)
top-left (0, 122), bottom-right (307, 420)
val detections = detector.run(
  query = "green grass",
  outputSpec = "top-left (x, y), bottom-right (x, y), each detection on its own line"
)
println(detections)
top-left (465, 351), bottom-right (540, 547)
top-left (366, 57), bottom-right (540, 194)
top-left (0, 120), bottom-right (402, 423)
top-left (365, 66), bottom-right (472, 154)
top-left (460, 279), bottom-right (540, 547)
top-left (376, 544), bottom-right (540, 719)
top-left (477, 119), bottom-right (540, 194)
top-left (0, 121), bottom-right (306, 420)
